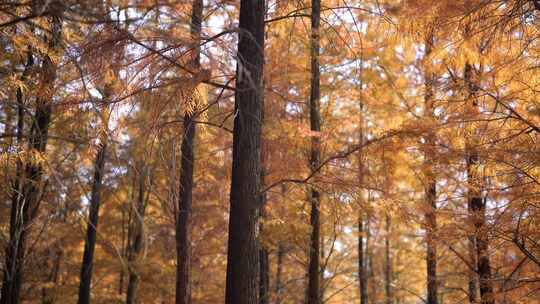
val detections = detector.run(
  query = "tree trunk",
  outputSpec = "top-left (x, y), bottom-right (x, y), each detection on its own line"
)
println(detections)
top-left (385, 214), bottom-right (392, 304)
top-left (1, 8), bottom-right (62, 304)
top-left (424, 32), bottom-right (438, 304)
top-left (307, 0), bottom-right (321, 303)
top-left (464, 60), bottom-right (494, 304)
top-left (259, 237), bottom-right (269, 304)
top-left (175, 1), bottom-right (203, 303)
top-left (77, 139), bottom-right (108, 304)
top-left (358, 216), bottom-right (368, 304)
top-left (224, 1), bottom-right (265, 304)
top-left (259, 122), bottom-right (269, 304)
top-left (357, 87), bottom-right (368, 304)
top-left (126, 164), bottom-right (148, 304)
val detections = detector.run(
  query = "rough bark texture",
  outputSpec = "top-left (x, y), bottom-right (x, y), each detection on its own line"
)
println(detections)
top-left (259, 236), bottom-right (269, 304)
top-left (0, 5), bottom-right (62, 303)
top-left (259, 129), bottom-right (269, 304)
top-left (424, 32), bottom-right (438, 304)
top-left (77, 140), bottom-right (108, 304)
top-left (307, 0), bottom-right (321, 303)
top-left (126, 165), bottom-right (148, 304)
top-left (175, 1), bottom-right (203, 303)
top-left (224, 1), bottom-right (265, 304)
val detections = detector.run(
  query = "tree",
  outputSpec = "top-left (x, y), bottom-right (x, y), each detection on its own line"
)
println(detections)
top-left (1, 2), bottom-right (63, 303)
top-left (307, 1), bottom-right (322, 303)
top-left (225, 2), bottom-right (265, 304)
top-left (175, 0), bottom-right (204, 303)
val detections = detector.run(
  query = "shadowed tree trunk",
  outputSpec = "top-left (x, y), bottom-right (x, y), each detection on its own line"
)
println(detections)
top-left (424, 31), bottom-right (438, 304)
top-left (307, 0), bottom-right (321, 303)
top-left (77, 136), bottom-right (108, 304)
top-left (175, 0), bottom-right (203, 303)
top-left (224, 1), bottom-right (265, 304)
top-left (126, 164), bottom-right (148, 304)
top-left (259, 201), bottom-right (269, 304)
top-left (464, 58), bottom-right (494, 304)
top-left (259, 111), bottom-right (269, 304)
top-left (1, 5), bottom-right (62, 304)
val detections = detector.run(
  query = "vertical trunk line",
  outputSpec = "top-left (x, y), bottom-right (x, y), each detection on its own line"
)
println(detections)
top-left (175, 1), bottom-right (203, 303)
top-left (307, 0), bottom-right (322, 303)
top-left (224, 1), bottom-right (265, 304)
top-left (424, 31), bottom-right (438, 304)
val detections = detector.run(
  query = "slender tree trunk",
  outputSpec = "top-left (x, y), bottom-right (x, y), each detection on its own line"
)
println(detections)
top-left (385, 214), bottom-right (392, 304)
top-left (119, 203), bottom-right (126, 296)
top-left (175, 1), bottom-right (203, 303)
top-left (358, 216), bottom-right (368, 304)
top-left (224, 1), bottom-right (265, 303)
top-left (126, 165), bottom-right (147, 304)
top-left (119, 173), bottom-right (136, 296)
top-left (77, 139), bottom-right (108, 304)
top-left (1, 8), bottom-right (62, 304)
top-left (307, 0), bottom-right (321, 303)
top-left (464, 61), bottom-right (479, 304)
top-left (464, 60), bottom-right (494, 304)
top-left (357, 92), bottom-right (368, 304)
top-left (424, 32), bottom-right (438, 304)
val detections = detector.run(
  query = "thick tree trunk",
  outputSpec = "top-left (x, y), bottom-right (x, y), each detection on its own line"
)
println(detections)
top-left (259, 237), bottom-right (269, 304)
top-left (259, 134), bottom-right (269, 304)
top-left (424, 32), bottom-right (438, 304)
top-left (77, 139), bottom-right (108, 304)
top-left (307, 0), bottom-right (321, 303)
top-left (1, 8), bottom-right (62, 304)
top-left (385, 214), bottom-right (392, 304)
top-left (175, 1), bottom-right (202, 304)
top-left (224, 1), bottom-right (265, 304)
top-left (126, 165), bottom-right (148, 304)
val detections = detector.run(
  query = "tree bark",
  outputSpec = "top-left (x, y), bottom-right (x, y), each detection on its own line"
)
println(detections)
top-left (175, 1), bottom-right (203, 303)
top-left (424, 32), bottom-right (438, 304)
top-left (224, 1), bottom-right (265, 304)
top-left (307, 0), bottom-right (321, 303)
top-left (259, 116), bottom-right (269, 304)
top-left (1, 6), bottom-right (62, 304)
top-left (77, 139), bottom-right (108, 304)
top-left (126, 164), bottom-right (148, 304)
